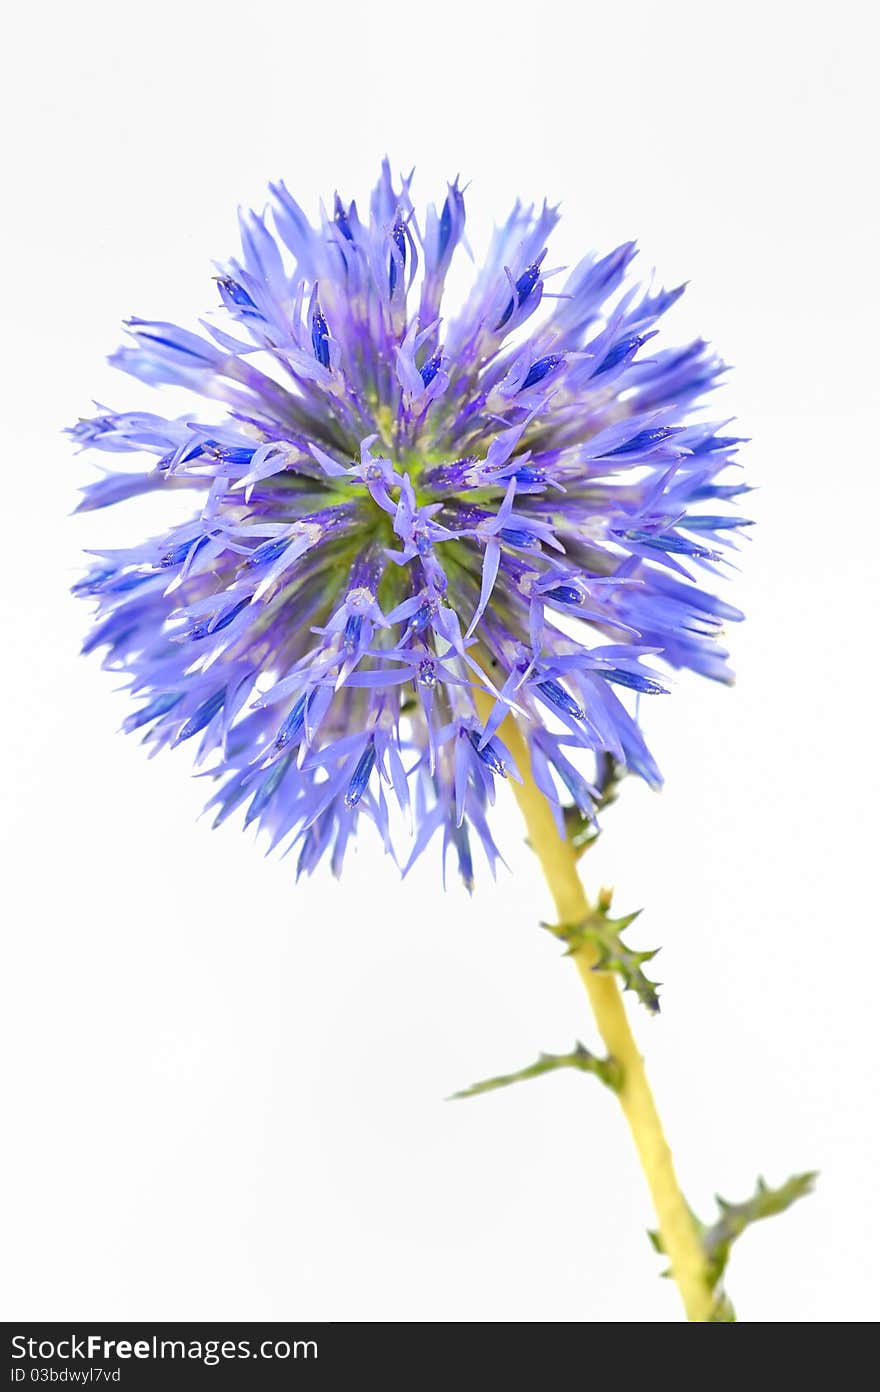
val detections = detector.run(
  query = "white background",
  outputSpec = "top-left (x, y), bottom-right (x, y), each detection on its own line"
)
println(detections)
top-left (2, 0), bottom-right (877, 1323)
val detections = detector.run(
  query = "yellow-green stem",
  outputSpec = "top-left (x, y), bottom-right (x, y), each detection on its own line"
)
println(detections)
top-left (475, 690), bottom-right (713, 1322)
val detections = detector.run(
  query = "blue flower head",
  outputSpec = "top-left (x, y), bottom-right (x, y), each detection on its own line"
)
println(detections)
top-left (71, 161), bottom-right (749, 888)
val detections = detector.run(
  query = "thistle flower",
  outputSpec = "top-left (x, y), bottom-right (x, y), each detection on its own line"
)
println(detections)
top-left (69, 163), bottom-right (800, 1325)
top-left (71, 161), bottom-right (748, 886)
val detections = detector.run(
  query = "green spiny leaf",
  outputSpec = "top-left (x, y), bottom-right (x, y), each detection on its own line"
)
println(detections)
top-left (448, 1042), bottom-right (621, 1100)
top-left (648, 1171), bottom-right (817, 1321)
top-left (702, 1171), bottom-right (817, 1290)
top-left (550, 892), bottom-right (661, 1014)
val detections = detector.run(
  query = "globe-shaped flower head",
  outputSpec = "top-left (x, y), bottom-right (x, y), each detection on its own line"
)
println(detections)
top-left (72, 162), bottom-right (748, 885)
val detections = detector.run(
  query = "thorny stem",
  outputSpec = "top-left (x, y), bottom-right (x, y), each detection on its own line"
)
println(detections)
top-left (474, 689), bottom-right (713, 1322)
